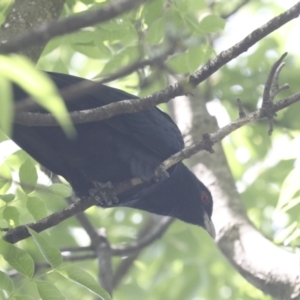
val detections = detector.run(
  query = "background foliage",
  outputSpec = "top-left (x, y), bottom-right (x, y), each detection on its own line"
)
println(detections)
top-left (0, 0), bottom-right (299, 299)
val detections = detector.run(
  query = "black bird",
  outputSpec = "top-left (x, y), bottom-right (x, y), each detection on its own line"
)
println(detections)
top-left (12, 72), bottom-right (215, 238)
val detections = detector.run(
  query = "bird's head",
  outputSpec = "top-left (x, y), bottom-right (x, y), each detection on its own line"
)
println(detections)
top-left (170, 164), bottom-right (215, 239)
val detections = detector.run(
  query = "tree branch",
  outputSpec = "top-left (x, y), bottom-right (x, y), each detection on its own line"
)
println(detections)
top-left (169, 69), bottom-right (300, 300)
top-left (0, 0), bottom-right (147, 54)
top-left (0, 0), bottom-right (65, 62)
top-left (14, 44), bottom-right (175, 113)
top-left (188, 2), bottom-right (300, 87)
top-left (4, 55), bottom-right (300, 244)
top-left (13, 3), bottom-right (300, 126)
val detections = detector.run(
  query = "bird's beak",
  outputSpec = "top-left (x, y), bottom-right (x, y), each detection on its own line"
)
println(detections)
top-left (203, 212), bottom-right (216, 239)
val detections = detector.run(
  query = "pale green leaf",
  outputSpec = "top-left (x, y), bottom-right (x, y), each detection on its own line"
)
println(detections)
top-left (0, 240), bottom-right (34, 278)
top-left (28, 228), bottom-right (63, 268)
top-left (0, 162), bottom-right (12, 193)
top-left (0, 76), bottom-right (13, 135)
top-left (2, 206), bottom-right (20, 227)
top-left (187, 46), bottom-right (206, 73)
top-left (274, 221), bottom-right (298, 244)
top-left (0, 55), bottom-right (75, 137)
top-left (19, 159), bottom-right (38, 194)
top-left (57, 265), bottom-right (111, 300)
top-left (166, 52), bottom-right (189, 74)
top-left (71, 31), bottom-right (95, 44)
top-left (10, 295), bottom-right (35, 300)
top-left (276, 168), bottom-right (300, 212)
top-left (198, 15), bottom-right (226, 33)
top-left (146, 18), bottom-right (165, 44)
top-left (47, 183), bottom-right (72, 198)
top-left (281, 196), bottom-right (300, 213)
top-left (0, 193), bottom-right (14, 203)
top-left (35, 280), bottom-right (66, 300)
top-left (27, 196), bottom-right (48, 221)
top-left (72, 43), bottom-right (104, 59)
top-left (0, 270), bottom-right (14, 293)
top-left (284, 228), bottom-right (300, 246)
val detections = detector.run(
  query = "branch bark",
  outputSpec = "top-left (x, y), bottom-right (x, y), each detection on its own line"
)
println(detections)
top-left (0, 0), bottom-right (65, 62)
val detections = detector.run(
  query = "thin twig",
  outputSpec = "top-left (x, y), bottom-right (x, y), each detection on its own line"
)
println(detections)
top-left (237, 98), bottom-right (246, 118)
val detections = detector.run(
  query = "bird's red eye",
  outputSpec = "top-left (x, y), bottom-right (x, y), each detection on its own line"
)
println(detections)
top-left (200, 191), bottom-right (210, 204)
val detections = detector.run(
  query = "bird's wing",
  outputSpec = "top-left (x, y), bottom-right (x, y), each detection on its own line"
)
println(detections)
top-left (44, 72), bottom-right (184, 159)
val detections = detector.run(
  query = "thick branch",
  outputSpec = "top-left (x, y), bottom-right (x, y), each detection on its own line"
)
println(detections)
top-left (0, 0), bottom-right (65, 62)
top-left (171, 90), bottom-right (300, 299)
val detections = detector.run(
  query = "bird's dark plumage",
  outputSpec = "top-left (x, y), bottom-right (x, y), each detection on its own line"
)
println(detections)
top-left (11, 72), bottom-right (215, 237)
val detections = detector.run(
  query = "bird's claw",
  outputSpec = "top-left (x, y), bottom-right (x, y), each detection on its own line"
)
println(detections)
top-left (89, 181), bottom-right (119, 206)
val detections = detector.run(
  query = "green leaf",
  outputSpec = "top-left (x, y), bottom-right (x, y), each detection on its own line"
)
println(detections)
top-left (42, 37), bottom-right (65, 56)
top-left (71, 30), bottom-right (95, 44)
top-left (174, 0), bottom-right (206, 12)
top-left (0, 75), bottom-right (13, 135)
top-left (184, 0), bottom-right (206, 12)
top-left (142, 0), bottom-right (164, 26)
top-left (166, 52), bottom-right (189, 74)
top-left (19, 159), bottom-right (38, 194)
top-left (0, 270), bottom-right (14, 293)
top-left (0, 55), bottom-right (75, 137)
top-left (0, 162), bottom-right (12, 193)
top-left (93, 40), bottom-right (112, 59)
top-left (284, 228), bottom-right (300, 246)
top-left (47, 183), bottom-right (72, 198)
top-left (0, 193), bottom-right (14, 203)
top-left (276, 168), bottom-right (300, 212)
top-left (99, 46), bottom-right (140, 76)
top-left (198, 15), bottom-right (226, 33)
top-left (71, 43), bottom-right (104, 59)
top-left (27, 196), bottom-right (48, 221)
top-left (0, 240), bottom-right (34, 278)
top-left (281, 196), bottom-right (300, 213)
top-left (35, 280), bottom-right (66, 300)
top-left (10, 295), bottom-right (35, 300)
top-left (0, 0), bottom-right (12, 27)
top-left (52, 60), bottom-right (69, 74)
top-left (146, 18), bottom-right (165, 44)
top-left (28, 228), bottom-right (63, 268)
top-left (5, 149), bottom-right (29, 170)
top-left (187, 46), bottom-right (206, 73)
top-left (57, 265), bottom-right (111, 300)
top-left (2, 206), bottom-right (20, 227)
top-left (274, 221), bottom-right (298, 244)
